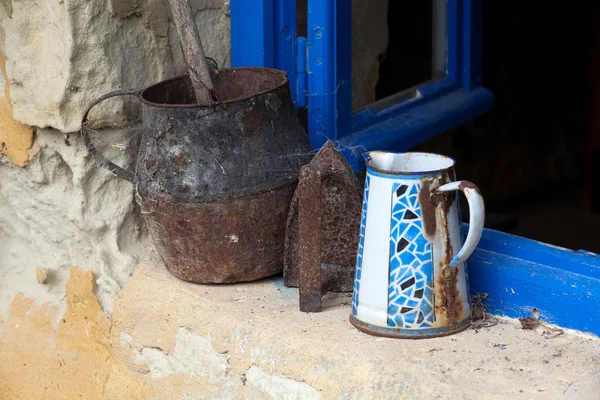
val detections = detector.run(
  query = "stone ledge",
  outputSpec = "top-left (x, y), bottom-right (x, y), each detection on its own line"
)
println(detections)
top-left (111, 261), bottom-right (600, 399)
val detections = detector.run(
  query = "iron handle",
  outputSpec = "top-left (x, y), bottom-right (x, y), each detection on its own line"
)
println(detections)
top-left (80, 88), bottom-right (143, 184)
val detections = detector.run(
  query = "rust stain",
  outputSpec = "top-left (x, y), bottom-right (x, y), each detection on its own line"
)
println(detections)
top-left (241, 107), bottom-right (263, 138)
top-left (172, 154), bottom-right (188, 167)
top-left (286, 141), bottom-right (363, 312)
top-left (418, 181), bottom-right (437, 237)
top-left (436, 264), bottom-right (463, 328)
top-left (140, 181), bottom-right (297, 284)
top-left (420, 172), bottom-right (463, 328)
top-left (83, 67), bottom-right (313, 287)
top-left (418, 172), bottom-right (453, 238)
top-left (458, 181), bottom-right (481, 194)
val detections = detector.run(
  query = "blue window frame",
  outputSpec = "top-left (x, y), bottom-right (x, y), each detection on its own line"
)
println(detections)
top-left (231, 0), bottom-right (494, 170)
top-left (230, 0), bottom-right (600, 337)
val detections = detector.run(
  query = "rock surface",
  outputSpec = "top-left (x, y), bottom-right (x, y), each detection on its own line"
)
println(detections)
top-left (0, 51), bottom-right (36, 166)
top-left (0, 0), bottom-right (230, 317)
top-left (109, 261), bottom-right (600, 399)
top-left (0, 128), bottom-right (155, 316)
top-left (1, 0), bottom-right (230, 133)
top-left (1, 263), bottom-right (599, 399)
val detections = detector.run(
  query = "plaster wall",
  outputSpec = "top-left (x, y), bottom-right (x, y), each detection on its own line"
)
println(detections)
top-left (1, 263), bottom-right (598, 399)
top-left (0, 0), bottom-right (230, 316)
top-left (0, 0), bottom-right (384, 318)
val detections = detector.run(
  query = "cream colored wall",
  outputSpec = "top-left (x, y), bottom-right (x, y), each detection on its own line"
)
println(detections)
top-left (0, 0), bottom-right (385, 318)
top-left (0, 3), bottom-right (389, 397)
top-left (0, 0), bottom-right (230, 316)
top-left (0, 41), bottom-right (36, 166)
top-left (2, 263), bottom-right (598, 399)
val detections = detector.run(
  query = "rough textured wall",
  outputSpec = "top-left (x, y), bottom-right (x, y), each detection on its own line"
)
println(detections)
top-left (0, 266), bottom-right (322, 399)
top-left (1, 0), bottom-right (230, 133)
top-left (0, 43), bottom-right (36, 165)
top-left (0, 0), bottom-right (231, 315)
top-left (0, 128), bottom-right (153, 315)
top-left (2, 263), bottom-right (599, 399)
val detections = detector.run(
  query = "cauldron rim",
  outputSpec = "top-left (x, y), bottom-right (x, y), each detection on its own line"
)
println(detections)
top-left (140, 67), bottom-right (289, 109)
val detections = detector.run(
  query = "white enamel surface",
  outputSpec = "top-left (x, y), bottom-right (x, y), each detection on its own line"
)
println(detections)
top-left (422, 193), bottom-right (471, 326)
top-left (438, 181), bottom-right (485, 268)
top-left (355, 159), bottom-right (486, 330)
top-left (356, 174), bottom-right (393, 326)
top-left (367, 151), bottom-right (455, 174)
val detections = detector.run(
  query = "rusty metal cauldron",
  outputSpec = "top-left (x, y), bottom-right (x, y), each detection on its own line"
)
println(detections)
top-left (81, 66), bottom-right (313, 283)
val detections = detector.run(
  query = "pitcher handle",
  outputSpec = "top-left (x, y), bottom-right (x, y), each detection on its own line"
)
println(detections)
top-left (80, 88), bottom-right (143, 184)
top-left (436, 181), bottom-right (485, 268)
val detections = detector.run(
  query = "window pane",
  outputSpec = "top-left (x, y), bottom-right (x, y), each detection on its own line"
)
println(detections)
top-left (353, 0), bottom-right (447, 111)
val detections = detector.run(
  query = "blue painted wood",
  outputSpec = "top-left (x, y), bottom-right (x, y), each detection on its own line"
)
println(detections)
top-left (351, 78), bottom-right (457, 132)
top-left (307, 0), bottom-right (337, 148)
top-left (323, 0), bottom-right (490, 168)
top-left (274, 0), bottom-right (298, 105)
top-left (477, 229), bottom-right (600, 277)
top-left (337, 87), bottom-right (494, 171)
top-left (334, 0), bottom-right (353, 141)
top-left (460, 0), bottom-right (483, 89)
top-left (231, 0), bottom-right (491, 158)
top-left (296, 37), bottom-right (308, 108)
top-left (305, 0), bottom-right (352, 148)
top-left (231, 0), bottom-right (274, 68)
top-left (465, 225), bottom-right (600, 337)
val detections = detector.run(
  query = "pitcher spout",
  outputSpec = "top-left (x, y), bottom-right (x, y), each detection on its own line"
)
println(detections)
top-left (364, 151), bottom-right (455, 176)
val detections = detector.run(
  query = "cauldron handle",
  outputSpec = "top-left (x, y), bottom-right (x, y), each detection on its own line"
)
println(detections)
top-left (80, 88), bottom-right (143, 184)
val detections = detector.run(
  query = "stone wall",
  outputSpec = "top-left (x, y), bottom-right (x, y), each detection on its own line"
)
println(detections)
top-left (0, 0), bottom-right (387, 317)
top-left (2, 0), bottom-right (230, 133)
top-left (2, 3), bottom-right (600, 398)
top-left (0, 0), bottom-right (231, 315)
top-left (1, 263), bottom-right (598, 399)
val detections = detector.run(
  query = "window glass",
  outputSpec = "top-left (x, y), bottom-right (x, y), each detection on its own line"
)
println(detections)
top-left (353, 0), bottom-right (447, 111)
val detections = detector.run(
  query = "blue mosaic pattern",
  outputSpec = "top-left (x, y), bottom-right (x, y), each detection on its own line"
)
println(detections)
top-left (387, 182), bottom-right (435, 328)
top-left (352, 176), bottom-right (370, 315)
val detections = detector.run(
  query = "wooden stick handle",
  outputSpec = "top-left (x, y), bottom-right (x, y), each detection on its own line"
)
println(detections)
top-left (168, 0), bottom-right (214, 105)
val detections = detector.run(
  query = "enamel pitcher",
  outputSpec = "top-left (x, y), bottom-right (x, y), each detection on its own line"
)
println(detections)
top-left (350, 151), bottom-right (485, 338)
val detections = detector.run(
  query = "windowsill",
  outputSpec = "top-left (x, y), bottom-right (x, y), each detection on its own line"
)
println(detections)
top-left (337, 87), bottom-right (494, 171)
top-left (107, 260), bottom-right (600, 397)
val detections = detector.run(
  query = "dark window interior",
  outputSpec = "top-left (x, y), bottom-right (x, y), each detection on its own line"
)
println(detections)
top-left (378, 2), bottom-right (600, 253)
